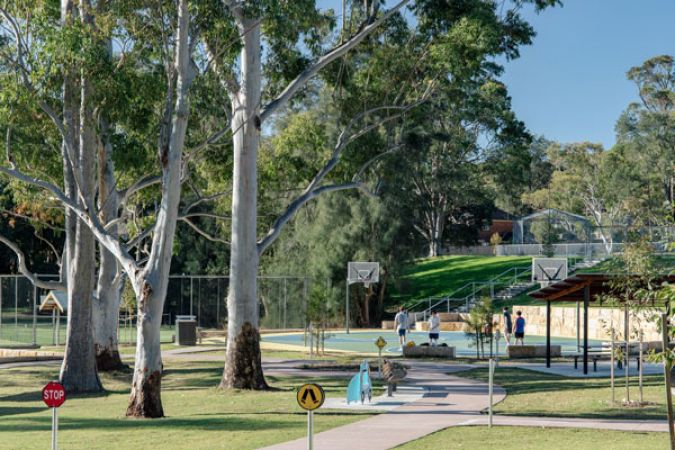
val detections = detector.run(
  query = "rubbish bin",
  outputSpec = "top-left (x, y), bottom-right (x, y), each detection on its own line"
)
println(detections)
top-left (175, 315), bottom-right (197, 346)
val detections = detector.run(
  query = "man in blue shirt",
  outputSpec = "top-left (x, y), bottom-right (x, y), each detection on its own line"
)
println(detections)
top-left (514, 310), bottom-right (526, 345)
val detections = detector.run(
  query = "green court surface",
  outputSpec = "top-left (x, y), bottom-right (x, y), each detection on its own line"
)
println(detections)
top-left (0, 321), bottom-right (175, 347)
top-left (262, 331), bottom-right (601, 356)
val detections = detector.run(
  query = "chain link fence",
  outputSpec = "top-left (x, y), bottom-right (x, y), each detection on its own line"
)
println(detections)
top-left (0, 274), bottom-right (316, 348)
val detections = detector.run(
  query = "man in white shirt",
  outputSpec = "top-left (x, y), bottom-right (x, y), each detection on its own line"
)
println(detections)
top-left (394, 306), bottom-right (408, 349)
top-left (428, 311), bottom-right (441, 346)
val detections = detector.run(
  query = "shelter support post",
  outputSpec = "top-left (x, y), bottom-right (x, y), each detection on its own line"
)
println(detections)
top-left (583, 284), bottom-right (590, 375)
top-left (546, 301), bottom-right (551, 368)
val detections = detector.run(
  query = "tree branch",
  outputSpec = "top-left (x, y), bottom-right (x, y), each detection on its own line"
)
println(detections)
top-left (257, 181), bottom-right (366, 255)
top-left (0, 235), bottom-right (65, 290)
top-left (260, 0), bottom-right (410, 123)
top-left (0, 165), bottom-right (139, 274)
top-left (180, 217), bottom-right (230, 245)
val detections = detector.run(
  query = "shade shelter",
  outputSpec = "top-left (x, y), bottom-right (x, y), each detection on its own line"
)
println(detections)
top-left (529, 273), bottom-right (675, 374)
top-left (39, 291), bottom-right (67, 345)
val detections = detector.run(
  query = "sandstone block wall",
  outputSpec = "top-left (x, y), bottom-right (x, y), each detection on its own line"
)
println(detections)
top-left (511, 305), bottom-right (660, 341)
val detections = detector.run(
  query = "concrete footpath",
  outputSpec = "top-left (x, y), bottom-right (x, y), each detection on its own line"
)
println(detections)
top-left (261, 360), bottom-right (669, 450)
top-left (260, 362), bottom-right (506, 450)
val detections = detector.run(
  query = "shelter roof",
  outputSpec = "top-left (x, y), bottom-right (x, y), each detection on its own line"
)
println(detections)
top-left (39, 291), bottom-right (67, 313)
top-left (517, 208), bottom-right (591, 224)
top-left (529, 273), bottom-right (675, 302)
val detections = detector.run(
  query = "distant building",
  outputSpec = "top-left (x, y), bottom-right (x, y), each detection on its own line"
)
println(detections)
top-left (478, 208), bottom-right (515, 243)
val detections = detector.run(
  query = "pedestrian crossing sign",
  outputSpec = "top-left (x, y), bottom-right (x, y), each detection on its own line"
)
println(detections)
top-left (297, 383), bottom-right (325, 411)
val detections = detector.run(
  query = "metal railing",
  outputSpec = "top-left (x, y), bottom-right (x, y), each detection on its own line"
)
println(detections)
top-left (411, 265), bottom-right (534, 322)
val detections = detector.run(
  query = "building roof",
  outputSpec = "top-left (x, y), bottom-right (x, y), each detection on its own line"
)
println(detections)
top-left (529, 273), bottom-right (675, 302)
top-left (39, 291), bottom-right (67, 313)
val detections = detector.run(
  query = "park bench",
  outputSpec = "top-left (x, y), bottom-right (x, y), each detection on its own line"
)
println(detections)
top-left (196, 328), bottom-right (227, 344)
top-left (382, 359), bottom-right (407, 397)
top-left (571, 343), bottom-right (646, 372)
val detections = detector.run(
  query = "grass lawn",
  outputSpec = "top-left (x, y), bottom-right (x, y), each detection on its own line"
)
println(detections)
top-left (394, 255), bottom-right (532, 303)
top-left (0, 360), bottom-right (377, 450)
top-left (460, 367), bottom-right (667, 421)
top-left (395, 425), bottom-right (668, 449)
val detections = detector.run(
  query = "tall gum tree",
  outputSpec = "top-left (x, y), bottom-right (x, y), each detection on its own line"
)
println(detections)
top-left (206, 0), bottom-right (559, 388)
top-left (208, 0), bottom-right (412, 389)
top-left (0, 0), bottom-right (195, 415)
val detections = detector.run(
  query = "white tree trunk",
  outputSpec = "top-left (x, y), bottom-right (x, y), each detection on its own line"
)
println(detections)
top-left (126, 0), bottom-right (192, 416)
top-left (59, 18), bottom-right (102, 391)
top-left (221, 16), bottom-right (267, 390)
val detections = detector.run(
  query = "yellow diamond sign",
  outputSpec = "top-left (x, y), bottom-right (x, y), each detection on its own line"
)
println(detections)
top-left (296, 383), bottom-right (325, 411)
top-left (375, 336), bottom-right (387, 350)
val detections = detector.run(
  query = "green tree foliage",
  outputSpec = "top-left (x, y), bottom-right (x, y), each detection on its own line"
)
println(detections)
top-left (616, 55), bottom-right (674, 220)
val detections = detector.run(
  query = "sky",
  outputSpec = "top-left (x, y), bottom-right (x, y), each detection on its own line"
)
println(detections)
top-left (319, 1), bottom-right (675, 148)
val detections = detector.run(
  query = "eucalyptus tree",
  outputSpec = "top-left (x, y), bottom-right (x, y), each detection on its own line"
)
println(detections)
top-left (616, 55), bottom-right (674, 219)
top-left (196, 0), bottom-right (559, 389)
top-left (523, 143), bottom-right (630, 253)
top-left (0, 0), bottom-right (196, 416)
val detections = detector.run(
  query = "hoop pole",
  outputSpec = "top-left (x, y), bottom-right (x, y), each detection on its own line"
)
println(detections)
top-left (345, 280), bottom-right (350, 334)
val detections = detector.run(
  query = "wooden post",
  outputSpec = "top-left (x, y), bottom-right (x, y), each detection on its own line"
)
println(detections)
top-left (610, 328), bottom-right (615, 405)
top-left (662, 313), bottom-right (675, 449)
top-left (546, 301), bottom-right (551, 368)
top-left (583, 284), bottom-right (589, 375)
top-left (625, 304), bottom-right (630, 403)
top-left (639, 330), bottom-right (644, 404)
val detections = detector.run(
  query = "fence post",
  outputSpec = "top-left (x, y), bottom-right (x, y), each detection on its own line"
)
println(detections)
top-left (216, 278), bottom-right (220, 327)
top-left (189, 277), bottom-right (194, 317)
top-left (32, 279), bottom-right (37, 346)
top-left (283, 277), bottom-right (288, 329)
top-left (14, 277), bottom-right (18, 341)
top-left (0, 278), bottom-right (3, 342)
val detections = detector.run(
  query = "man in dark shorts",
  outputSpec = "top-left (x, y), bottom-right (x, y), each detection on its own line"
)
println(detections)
top-left (394, 306), bottom-right (408, 350)
top-left (428, 311), bottom-right (440, 346)
top-left (502, 307), bottom-right (512, 345)
top-left (514, 310), bottom-right (526, 345)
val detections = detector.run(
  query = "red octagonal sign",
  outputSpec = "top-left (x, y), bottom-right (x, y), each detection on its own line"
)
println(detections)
top-left (42, 381), bottom-right (66, 408)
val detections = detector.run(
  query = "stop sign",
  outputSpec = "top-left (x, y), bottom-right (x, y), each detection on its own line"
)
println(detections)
top-left (42, 381), bottom-right (66, 408)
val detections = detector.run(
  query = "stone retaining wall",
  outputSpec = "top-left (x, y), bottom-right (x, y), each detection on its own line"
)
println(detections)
top-left (403, 345), bottom-right (455, 358)
top-left (511, 305), bottom-right (660, 341)
top-left (507, 344), bottom-right (561, 358)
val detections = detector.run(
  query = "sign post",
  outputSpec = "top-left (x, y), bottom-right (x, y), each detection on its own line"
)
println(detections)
top-left (297, 383), bottom-right (325, 450)
top-left (42, 381), bottom-right (66, 450)
top-left (375, 336), bottom-right (387, 378)
top-left (488, 358), bottom-right (495, 428)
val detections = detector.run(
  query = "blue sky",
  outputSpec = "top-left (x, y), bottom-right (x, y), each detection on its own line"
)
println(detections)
top-left (318, 1), bottom-right (675, 148)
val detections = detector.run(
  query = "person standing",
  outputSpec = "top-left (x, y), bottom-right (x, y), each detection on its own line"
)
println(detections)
top-left (428, 311), bottom-right (441, 346)
top-left (514, 310), bottom-right (526, 345)
top-left (394, 306), bottom-right (408, 350)
top-left (502, 307), bottom-right (513, 345)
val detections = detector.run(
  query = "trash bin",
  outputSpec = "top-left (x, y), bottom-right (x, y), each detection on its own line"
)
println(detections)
top-left (175, 315), bottom-right (197, 346)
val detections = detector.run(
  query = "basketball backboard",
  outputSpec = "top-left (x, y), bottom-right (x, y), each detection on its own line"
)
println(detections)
top-left (532, 258), bottom-right (568, 287)
top-left (347, 262), bottom-right (379, 287)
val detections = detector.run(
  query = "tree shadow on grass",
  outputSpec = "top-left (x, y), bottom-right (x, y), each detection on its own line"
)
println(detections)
top-left (0, 414), bottom-right (305, 433)
top-left (462, 368), bottom-right (664, 396)
top-left (0, 405), bottom-right (44, 416)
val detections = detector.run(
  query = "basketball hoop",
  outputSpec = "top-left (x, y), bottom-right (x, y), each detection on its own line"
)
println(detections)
top-left (348, 262), bottom-right (379, 287)
top-left (532, 258), bottom-right (568, 288)
top-left (346, 262), bottom-right (379, 333)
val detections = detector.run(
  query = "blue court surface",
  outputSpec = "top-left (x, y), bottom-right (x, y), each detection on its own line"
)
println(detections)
top-left (262, 331), bottom-right (602, 356)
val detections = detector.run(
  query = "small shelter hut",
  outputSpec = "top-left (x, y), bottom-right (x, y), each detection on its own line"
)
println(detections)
top-left (529, 273), bottom-right (675, 374)
top-left (39, 290), bottom-right (67, 345)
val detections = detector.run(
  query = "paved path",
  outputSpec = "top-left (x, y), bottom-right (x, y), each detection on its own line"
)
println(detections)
top-left (458, 415), bottom-right (669, 432)
top-left (260, 362), bottom-right (505, 450)
top-left (261, 360), bottom-right (669, 450)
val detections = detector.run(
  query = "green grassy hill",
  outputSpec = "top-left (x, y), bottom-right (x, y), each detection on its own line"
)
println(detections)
top-left (393, 255), bottom-right (532, 304)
